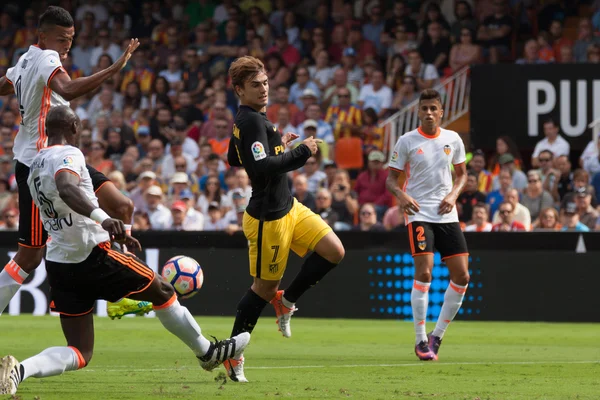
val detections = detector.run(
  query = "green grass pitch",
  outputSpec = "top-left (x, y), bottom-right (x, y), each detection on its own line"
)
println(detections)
top-left (1, 315), bottom-right (599, 399)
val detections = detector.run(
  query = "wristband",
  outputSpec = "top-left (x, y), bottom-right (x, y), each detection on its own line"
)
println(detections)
top-left (90, 208), bottom-right (110, 224)
top-left (124, 224), bottom-right (132, 236)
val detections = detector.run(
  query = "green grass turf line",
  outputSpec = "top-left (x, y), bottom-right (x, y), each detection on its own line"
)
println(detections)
top-left (1, 316), bottom-right (599, 399)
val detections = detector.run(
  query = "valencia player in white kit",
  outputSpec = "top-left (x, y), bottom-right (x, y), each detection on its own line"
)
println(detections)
top-left (0, 106), bottom-right (250, 395)
top-left (386, 89), bottom-right (470, 361)
top-left (0, 6), bottom-right (150, 319)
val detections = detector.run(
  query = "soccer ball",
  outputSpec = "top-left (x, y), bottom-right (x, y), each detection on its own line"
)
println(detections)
top-left (161, 256), bottom-right (204, 299)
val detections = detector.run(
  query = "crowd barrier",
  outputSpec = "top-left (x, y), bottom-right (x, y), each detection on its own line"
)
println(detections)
top-left (1, 231), bottom-right (599, 322)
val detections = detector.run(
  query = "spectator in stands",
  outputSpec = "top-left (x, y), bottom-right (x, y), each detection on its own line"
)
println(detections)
top-left (199, 102), bottom-right (232, 143)
top-left (464, 203), bottom-right (493, 232)
top-left (87, 141), bottom-right (113, 176)
top-left (552, 155), bottom-right (573, 202)
top-left (587, 44), bottom-right (600, 63)
top-left (0, 177), bottom-right (11, 214)
top-left (560, 201), bottom-right (590, 232)
top-left (264, 53), bottom-right (291, 91)
top-left (274, 107), bottom-right (297, 137)
top-left (531, 118), bottom-right (570, 167)
top-left (361, 108), bottom-right (386, 158)
top-left (581, 136), bottom-right (600, 176)
top-left (167, 201), bottom-right (188, 231)
top-left (385, 2), bottom-right (418, 39)
top-left (382, 204), bottom-right (403, 231)
top-left (362, 5), bottom-right (385, 55)
top-left (268, 32), bottom-right (301, 68)
top-left (196, 175), bottom-right (228, 215)
top-left (486, 167), bottom-right (511, 220)
top-left (301, 154), bottom-right (327, 194)
top-left (386, 54), bottom-right (407, 92)
top-left (574, 18), bottom-right (600, 63)
top-left (354, 203), bottom-right (385, 232)
top-left (161, 137), bottom-right (195, 182)
top-left (325, 87), bottom-right (362, 140)
top-left (489, 135), bottom-right (523, 176)
top-left (521, 170), bottom-right (554, 222)
top-left (329, 169), bottom-right (359, 230)
top-left (90, 28), bottom-right (121, 70)
top-left (323, 69), bottom-right (359, 108)
top-left (516, 39), bottom-right (546, 64)
top-left (130, 171), bottom-right (157, 212)
top-left (203, 202), bottom-right (228, 231)
top-left (458, 171), bottom-right (487, 222)
top-left (492, 188), bottom-right (531, 229)
top-left (387, 24), bottom-right (418, 65)
top-left (358, 69), bottom-right (393, 118)
top-left (478, 0), bottom-right (513, 63)
top-left (146, 138), bottom-right (165, 173)
top-left (420, 2), bottom-right (451, 38)
top-left (492, 201), bottom-right (527, 232)
top-left (355, 150), bottom-right (392, 219)
top-left (182, 46), bottom-right (208, 104)
top-left (132, 210), bottom-right (151, 231)
top-left (405, 49), bottom-right (439, 91)
top-left (207, 118), bottom-right (231, 162)
top-left (0, 207), bottom-right (18, 231)
top-left (391, 76), bottom-right (419, 111)
top-left (493, 154), bottom-right (527, 191)
top-left (267, 86), bottom-right (299, 122)
top-left (289, 67), bottom-right (320, 110)
top-left (293, 174), bottom-right (316, 212)
top-left (468, 149), bottom-right (492, 194)
top-left (572, 186), bottom-right (598, 230)
top-left (532, 207), bottom-right (561, 231)
top-left (549, 20), bottom-right (572, 62)
top-left (450, 1), bottom-right (477, 43)
top-left (302, 105), bottom-right (334, 154)
top-left (158, 54), bottom-right (183, 94)
top-left (0, 12), bottom-right (16, 51)
top-left (309, 50), bottom-right (335, 93)
top-left (536, 150), bottom-right (558, 192)
top-left (449, 27), bottom-right (482, 73)
top-left (558, 45), bottom-right (575, 63)
top-left (420, 21), bottom-right (452, 74)
top-left (315, 188), bottom-right (339, 228)
top-left (335, 47), bottom-right (365, 88)
top-left (144, 185), bottom-right (171, 230)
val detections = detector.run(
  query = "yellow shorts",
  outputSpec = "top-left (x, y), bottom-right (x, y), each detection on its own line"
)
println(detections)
top-left (243, 198), bottom-right (332, 281)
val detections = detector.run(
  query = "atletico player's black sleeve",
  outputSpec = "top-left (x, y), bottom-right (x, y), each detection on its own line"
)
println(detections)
top-left (227, 137), bottom-right (242, 167)
top-left (238, 112), bottom-right (311, 178)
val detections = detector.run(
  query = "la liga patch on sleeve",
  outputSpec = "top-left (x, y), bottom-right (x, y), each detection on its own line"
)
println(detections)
top-left (251, 141), bottom-right (267, 160)
top-left (62, 156), bottom-right (74, 166)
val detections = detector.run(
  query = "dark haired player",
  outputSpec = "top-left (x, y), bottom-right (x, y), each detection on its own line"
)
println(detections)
top-left (0, 106), bottom-right (249, 395)
top-left (0, 6), bottom-right (150, 319)
top-left (223, 56), bottom-right (345, 382)
top-left (386, 89), bottom-right (470, 361)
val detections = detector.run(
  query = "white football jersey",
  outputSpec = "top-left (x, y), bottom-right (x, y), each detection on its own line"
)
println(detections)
top-left (6, 45), bottom-right (70, 167)
top-left (388, 127), bottom-right (466, 225)
top-left (27, 145), bottom-right (109, 263)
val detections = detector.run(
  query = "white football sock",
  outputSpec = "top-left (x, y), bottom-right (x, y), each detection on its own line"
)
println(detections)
top-left (154, 296), bottom-right (212, 357)
top-left (21, 346), bottom-right (84, 381)
top-left (433, 281), bottom-right (468, 339)
top-left (411, 280), bottom-right (430, 344)
top-left (0, 260), bottom-right (29, 315)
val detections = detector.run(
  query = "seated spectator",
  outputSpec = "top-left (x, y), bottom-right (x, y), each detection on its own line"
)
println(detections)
top-left (582, 136), bottom-right (600, 177)
top-left (203, 202), bottom-right (228, 231)
top-left (563, 169), bottom-right (598, 207)
top-left (0, 207), bottom-right (18, 231)
top-left (405, 49), bottom-right (439, 91)
top-left (532, 207), bottom-right (561, 231)
top-left (322, 68), bottom-right (359, 109)
top-left (587, 43), bottom-right (600, 63)
top-left (468, 149), bottom-right (493, 194)
top-left (458, 171), bottom-right (487, 222)
top-left (355, 150), bottom-right (393, 219)
top-left (574, 18), bottom-right (600, 63)
top-left (161, 138), bottom-right (196, 182)
top-left (354, 203), bottom-right (385, 232)
top-left (298, 105), bottom-right (334, 158)
top-left (293, 174), bottom-right (316, 212)
top-left (334, 47), bottom-right (365, 88)
top-left (107, 171), bottom-right (128, 197)
top-left (144, 185), bottom-right (171, 230)
top-left (516, 38), bottom-right (546, 65)
top-left (264, 52), bottom-right (291, 90)
top-left (87, 141), bottom-right (113, 176)
top-left (358, 69), bottom-right (393, 119)
top-left (387, 25), bottom-right (417, 65)
top-left (391, 76), bottom-right (419, 112)
top-left (315, 188), bottom-right (339, 228)
top-left (197, 147), bottom-right (227, 184)
top-left (536, 150), bottom-right (558, 192)
top-left (168, 201), bottom-right (190, 231)
top-left (223, 202), bottom-right (247, 235)
top-left (492, 188), bottom-right (531, 229)
top-left (196, 176), bottom-right (230, 215)
top-left (488, 136), bottom-right (523, 177)
top-left (268, 33), bottom-right (301, 68)
top-left (537, 32), bottom-right (555, 63)
top-left (573, 187), bottom-right (598, 230)
top-left (450, 1), bottom-right (478, 43)
top-left (132, 211), bottom-right (151, 231)
top-left (492, 201), bottom-right (527, 232)
top-left (301, 155), bottom-right (327, 194)
top-left (267, 86), bottom-right (299, 123)
top-left (382, 205), bottom-right (403, 231)
top-left (552, 155), bottom-right (574, 203)
top-left (208, 118), bottom-right (231, 162)
top-left (329, 169), bottom-right (359, 229)
top-left (477, 0), bottom-right (513, 64)
top-left (464, 203), bottom-right (493, 232)
top-left (531, 118), bottom-right (570, 168)
top-left (361, 108), bottom-right (386, 157)
top-left (289, 67), bottom-right (320, 110)
top-left (200, 102), bottom-right (233, 143)
top-left (325, 87), bottom-right (363, 140)
top-left (491, 154), bottom-right (527, 192)
top-left (274, 107), bottom-right (298, 138)
top-left (291, 88), bottom-right (318, 127)
top-left (309, 49), bottom-right (335, 93)
top-left (560, 201), bottom-right (590, 232)
top-left (177, 190), bottom-right (204, 230)
top-left (419, 21), bottom-right (452, 74)
top-left (130, 171), bottom-right (157, 212)
top-left (521, 170), bottom-right (554, 222)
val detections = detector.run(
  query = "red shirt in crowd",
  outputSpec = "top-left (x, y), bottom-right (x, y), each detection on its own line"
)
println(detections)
top-left (491, 221), bottom-right (526, 232)
top-left (354, 169), bottom-right (393, 207)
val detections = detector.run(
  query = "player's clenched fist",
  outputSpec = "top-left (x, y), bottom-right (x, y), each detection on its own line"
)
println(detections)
top-left (302, 137), bottom-right (322, 155)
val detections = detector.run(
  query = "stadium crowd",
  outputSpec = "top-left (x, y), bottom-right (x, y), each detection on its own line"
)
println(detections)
top-left (0, 0), bottom-right (600, 233)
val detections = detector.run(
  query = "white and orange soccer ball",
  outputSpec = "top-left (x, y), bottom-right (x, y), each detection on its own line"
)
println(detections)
top-left (161, 256), bottom-right (204, 299)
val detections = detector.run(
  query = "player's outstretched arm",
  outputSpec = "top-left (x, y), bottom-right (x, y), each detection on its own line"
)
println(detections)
top-left (55, 170), bottom-right (132, 244)
top-left (49, 38), bottom-right (140, 101)
top-left (0, 76), bottom-right (14, 96)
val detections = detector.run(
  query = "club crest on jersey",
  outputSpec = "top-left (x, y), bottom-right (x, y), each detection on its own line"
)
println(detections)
top-left (62, 156), bottom-right (74, 166)
top-left (418, 241), bottom-right (426, 250)
top-left (443, 145), bottom-right (451, 155)
top-left (251, 141), bottom-right (267, 161)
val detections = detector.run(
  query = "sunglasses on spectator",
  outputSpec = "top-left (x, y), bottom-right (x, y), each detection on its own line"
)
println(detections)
top-left (175, 164), bottom-right (186, 168)
top-left (316, 196), bottom-right (329, 200)
top-left (361, 211), bottom-right (373, 216)
top-left (539, 158), bottom-right (551, 162)
top-left (499, 209), bottom-right (511, 214)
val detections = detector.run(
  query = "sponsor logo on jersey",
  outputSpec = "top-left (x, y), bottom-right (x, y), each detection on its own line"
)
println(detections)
top-left (63, 156), bottom-right (74, 166)
top-left (251, 141), bottom-right (267, 161)
top-left (443, 145), bottom-right (451, 155)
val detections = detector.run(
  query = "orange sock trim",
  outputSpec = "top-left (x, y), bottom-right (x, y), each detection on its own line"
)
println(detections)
top-left (413, 280), bottom-right (430, 293)
top-left (68, 346), bottom-right (87, 369)
top-left (4, 260), bottom-right (25, 284)
top-left (449, 281), bottom-right (467, 295)
top-left (153, 294), bottom-right (177, 310)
